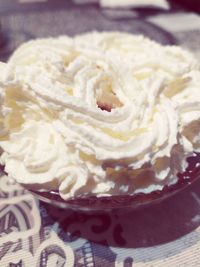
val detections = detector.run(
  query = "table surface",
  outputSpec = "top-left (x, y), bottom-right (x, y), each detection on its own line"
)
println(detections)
top-left (0, 1), bottom-right (200, 266)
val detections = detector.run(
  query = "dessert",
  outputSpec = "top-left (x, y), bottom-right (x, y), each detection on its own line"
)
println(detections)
top-left (0, 32), bottom-right (199, 201)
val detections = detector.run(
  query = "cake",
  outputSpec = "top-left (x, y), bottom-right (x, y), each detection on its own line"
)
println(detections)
top-left (0, 32), bottom-right (199, 201)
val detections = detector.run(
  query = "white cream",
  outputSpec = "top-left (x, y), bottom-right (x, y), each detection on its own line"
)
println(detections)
top-left (100, 0), bottom-right (169, 9)
top-left (0, 32), bottom-right (200, 199)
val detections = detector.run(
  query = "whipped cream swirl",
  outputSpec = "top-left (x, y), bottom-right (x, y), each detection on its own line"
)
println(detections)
top-left (0, 32), bottom-right (199, 199)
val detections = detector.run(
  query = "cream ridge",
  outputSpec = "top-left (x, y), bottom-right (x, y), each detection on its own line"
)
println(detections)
top-left (0, 32), bottom-right (200, 199)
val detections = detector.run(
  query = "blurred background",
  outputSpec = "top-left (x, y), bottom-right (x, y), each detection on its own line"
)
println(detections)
top-left (0, 0), bottom-right (199, 61)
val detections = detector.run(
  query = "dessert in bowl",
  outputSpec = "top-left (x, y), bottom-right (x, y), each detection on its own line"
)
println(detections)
top-left (0, 32), bottom-right (199, 209)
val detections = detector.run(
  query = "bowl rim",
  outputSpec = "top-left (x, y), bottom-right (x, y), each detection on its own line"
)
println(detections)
top-left (1, 153), bottom-right (200, 211)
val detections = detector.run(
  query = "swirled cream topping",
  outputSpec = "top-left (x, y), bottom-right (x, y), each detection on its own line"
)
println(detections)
top-left (0, 32), bottom-right (200, 199)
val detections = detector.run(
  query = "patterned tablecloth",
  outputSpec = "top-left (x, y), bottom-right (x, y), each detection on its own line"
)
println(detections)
top-left (0, 1), bottom-right (200, 266)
